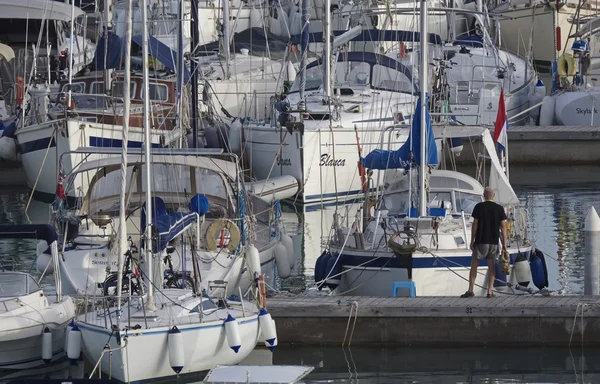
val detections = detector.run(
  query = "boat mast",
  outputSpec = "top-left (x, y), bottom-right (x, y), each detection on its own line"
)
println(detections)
top-left (104, 0), bottom-right (113, 92)
top-left (418, 0), bottom-right (428, 217)
top-left (191, 0), bottom-right (200, 147)
top-left (298, 0), bottom-right (310, 111)
top-left (323, 0), bottom-right (332, 100)
top-left (67, 0), bottom-right (75, 105)
top-left (176, 0), bottom-right (184, 146)
top-left (222, 0), bottom-right (231, 79)
top-left (141, 0), bottom-right (156, 309)
top-left (116, 0), bottom-right (133, 318)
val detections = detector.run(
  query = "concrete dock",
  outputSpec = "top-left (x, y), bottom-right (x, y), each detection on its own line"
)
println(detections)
top-left (449, 125), bottom-right (600, 165)
top-left (268, 295), bottom-right (600, 347)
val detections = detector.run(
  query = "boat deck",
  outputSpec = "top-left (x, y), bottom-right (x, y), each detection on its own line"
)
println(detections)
top-left (267, 294), bottom-right (600, 346)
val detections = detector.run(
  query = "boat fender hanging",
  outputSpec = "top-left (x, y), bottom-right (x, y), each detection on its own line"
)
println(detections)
top-left (530, 249), bottom-right (549, 290)
top-left (281, 233), bottom-right (295, 270)
top-left (41, 327), bottom-right (52, 364)
top-left (557, 54), bottom-right (576, 78)
top-left (514, 253), bottom-right (531, 287)
top-left (244, 245), bottom-right (261, 277)
top-left (205, 219), bottom-right (241, 251)
top-left (265, 333), bottom-right (278, 351)
top-left (168, 326), bottom-right (185, 374)
top-left (258, 308), bottom-right (277, 349)
top-left (314, 251), bottom-right (332, 290)
top-left (64, 320), bottom-right (73, 355)
top-left (67, 324), bottom-right (82, 363)
top-left (224, 314), bottom-right (242, 353)
top-left (325, 256), bottom-right (342, 290)
top-left (274, 242), bottom-right (291, 279)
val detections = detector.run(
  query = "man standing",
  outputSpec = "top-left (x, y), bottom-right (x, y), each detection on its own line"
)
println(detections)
top-left (461, 187), bottom-right (508, 298)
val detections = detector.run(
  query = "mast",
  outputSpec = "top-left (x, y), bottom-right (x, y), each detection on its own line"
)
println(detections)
top-left (190, 0), bottom-right (200, 148)
top-left (141, 0), bottom-right (155, 309)
top-left (177, 0), bottom-right (185, 145)
top-left (323, 0), bottom-right (332, 100)
top-left (116, 0), bottom-right (133, 318)
top-left (104, 0), bottom-right (113, 92)
top-left (298, 0), bottom-right (310, 111)
top-left (222, 0), bottom-right (231, 79)
top-left (67, 0), bottom-right (74, 105)
top-left (418, 0), bottom-right (428, 217)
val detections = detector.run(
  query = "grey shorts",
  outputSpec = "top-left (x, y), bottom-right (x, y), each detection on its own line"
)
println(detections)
top-left (472, 244), bottom-right (500, 260)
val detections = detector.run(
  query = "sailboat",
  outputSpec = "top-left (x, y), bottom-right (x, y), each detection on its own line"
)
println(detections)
top-left (73, 2), bottom-right (272, 381)
top-left (315, 4), bottom-right (547, 297)
top-left (0, 224), bottom-right (75, 369)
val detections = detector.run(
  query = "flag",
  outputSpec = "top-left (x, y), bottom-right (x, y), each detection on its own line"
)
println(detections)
top-left (493, 88), bottom-right (508, 154)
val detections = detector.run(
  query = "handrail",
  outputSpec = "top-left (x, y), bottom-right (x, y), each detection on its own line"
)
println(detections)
top-left (89, 338), bottom-right (128, 379)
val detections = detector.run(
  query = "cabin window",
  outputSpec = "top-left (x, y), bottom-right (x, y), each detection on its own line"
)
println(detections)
top-left (142, 83), bottom-right (169, 102)
top-left (336, 62), bottom-right (370, 87)
top-left (454, 192), bottom-right (482, 214)
top-left (111, 81), bottom-right (136, 99)
top-left (90, 81), bottom-right (105, 95)
top-left (372, 64), bottom-right (414, 94)
top-left (63, 82), bottom-right (86, 94)
top-left (382, 191), bottom-right (410, 215)
top-left (0, 273), bottom-right (41, 297)
top-left (189, 299), bottom-right (217, 313)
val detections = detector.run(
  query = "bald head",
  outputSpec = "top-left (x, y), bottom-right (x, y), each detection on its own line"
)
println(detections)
top-left (483, 187), bottom-right (495, 201)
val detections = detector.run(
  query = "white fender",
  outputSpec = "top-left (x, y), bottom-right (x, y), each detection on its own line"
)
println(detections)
top-left (168, 326), bottom-right (184, 374)
top-left (224, 314), bottom-right (242, 353)
top-left (514, 259), bottom-right (531, 287)
top-left (42, 327), bottom-right (52, 363)
top-left (67, 324), bottom-right (81, 361)
top-left (36, 250), bottom-right (54, 274)
top-left (0, 136), bottom-right (17, 161)
top-left (228, 119), bottom-right (242, 154)
top-left (281, 233), bottom-right (295, 270)
top-left (258, 308), bottom-right (277, 349)
top-left (539, 96), bottom-right (555, 126)
top-left (274, 242), bottom-right (290, 279)
top-left (245, 245), bottom-right (261, 278)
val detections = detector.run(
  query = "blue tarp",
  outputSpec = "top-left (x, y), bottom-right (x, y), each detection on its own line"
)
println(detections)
top-left (1, 122), bottom-right (16, 139)
top-left (0, 224), bottom-right (58, 245)
top-left (152, 212), bottom-right (198, 253)
top-left (92, 32), bottom-right (123, 71)
top-left (453, 35), bottom-right (484, 47)
top-left (361, 95), bottom-right (438, 170)
top-left (132, 35), bottom-right (191, 83)
top-left (291, 29), bottom-right (443, 46)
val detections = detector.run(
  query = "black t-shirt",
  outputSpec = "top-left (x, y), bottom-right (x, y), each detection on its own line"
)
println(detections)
top-left (472, 201), bottom-right (507, 245)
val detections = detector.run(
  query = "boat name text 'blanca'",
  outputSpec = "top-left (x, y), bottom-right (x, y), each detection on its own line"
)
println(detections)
top-left (276, 154), bottom-right (292, 166)
top-left (320, 154), bottom-right (346, 167)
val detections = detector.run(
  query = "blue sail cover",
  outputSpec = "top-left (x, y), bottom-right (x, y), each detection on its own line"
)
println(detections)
top-left (0, 224), bottom-right (58, 245)
top-left (152, 212), bottom-right (198, 253)
top-left (361, 95), bottom-right (438, 170)
top-left (290, 29), bottom-right (443, 46)
top-left (92, 32), bottom-right (123, 71)
top-left (132, 35), bottom-right (191, 82)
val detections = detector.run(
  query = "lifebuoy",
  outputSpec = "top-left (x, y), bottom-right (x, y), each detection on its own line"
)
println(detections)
top-left (205, 219), bottom-right (241, 252)
top-left (557, 53), bottom-right (575, 78)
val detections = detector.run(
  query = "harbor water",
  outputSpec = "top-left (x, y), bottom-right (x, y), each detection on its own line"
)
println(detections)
top-left (0, 164), bottom-right (599, 383)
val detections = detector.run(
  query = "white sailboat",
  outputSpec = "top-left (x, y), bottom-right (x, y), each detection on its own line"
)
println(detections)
top-left (0, 224), bottom-right (75, 369)
top-left (316, 4), bottom-right (547, 297)
top-left (74, 2), bottom-right (273, 381)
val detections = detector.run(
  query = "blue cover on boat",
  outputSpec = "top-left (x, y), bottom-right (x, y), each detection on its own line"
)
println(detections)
top-left (0, 224), bottom-right (57, 245)
top-left (141, 197), bottom-right (168, 232)
top-left (189, 194), bottom-right (210, 216)
top-left (530, 249), bottom-right (549, 290)
top-left (0, 122), bottom-right (16, 138)
top-left (132, 35), bottom-right (191, 82)
top-left (453, 35), bottom-right (484, 47)
top-left (361, 95), bottom-right (438, 170)
top-left (92, 32), bottom-right (123, 71)
top-left (152, 212), bottom-right (198, 253)
top-left (290, 29), bottom-right (443, 45)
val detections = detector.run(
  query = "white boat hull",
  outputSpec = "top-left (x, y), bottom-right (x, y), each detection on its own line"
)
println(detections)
top-left (77, 314), bottom-right (260, 383)
top-left (0, 297), bottom-right (75, 369)
top-left (553, 88), bottom-right (600, 125)
top-left (15, 119), bottom-right (162, 199)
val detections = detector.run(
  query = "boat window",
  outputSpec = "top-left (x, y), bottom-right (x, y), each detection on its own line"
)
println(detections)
top-left (382, 191), bottom-right (410, 215)
top-left (0, 273), bottom-right (40, 297)
top-left (142, 83), bottom-right (170, 102)
top-left (290, 65), bottom-right (323, 93)
top-left (454, 192), bottom-right (482, 214)
top-left (90, 81), bottom-right (105, 95)
top-left (72, 94), bottom-right (109, 109)
top-left (430, 176), bottom-right (475, 191)
top-left (372, 64), bottom-right (414, 94)
top-left (189, 299), bottom-right (217, 313)
top-left (429, 192), bottom-right (453, 210)
top-left (63, 82), bottom-right (86, 94)
top-left (336, 62), bottom-right (370, 87)
top-left (111, 81), bottom-right (137, 99)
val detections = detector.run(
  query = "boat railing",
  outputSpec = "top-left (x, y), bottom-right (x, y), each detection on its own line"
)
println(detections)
top-left (89, 337), bottom-right (128, 379)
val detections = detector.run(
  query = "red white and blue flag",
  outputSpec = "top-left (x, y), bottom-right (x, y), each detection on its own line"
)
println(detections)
top-left (493, 88), bottom-right (508, 154)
